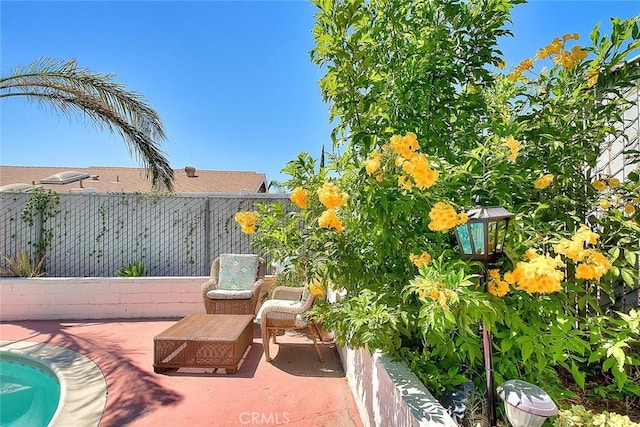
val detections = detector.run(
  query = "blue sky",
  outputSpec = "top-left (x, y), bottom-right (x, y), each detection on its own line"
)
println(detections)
top-left (1, 1), bottom-right (638, 187)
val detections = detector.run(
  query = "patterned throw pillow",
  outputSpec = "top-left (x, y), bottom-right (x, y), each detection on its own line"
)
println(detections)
top-left (217, 254), bottom-right (259, 291)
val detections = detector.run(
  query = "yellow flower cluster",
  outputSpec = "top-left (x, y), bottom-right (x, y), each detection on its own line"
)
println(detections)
top-left (533, 33), bottom-right (586, 69)
top-left (316, 182), bottom-right (348, 232)
top-left (535, 37), bottom-right (565, 59)
top-left (389, 132), bottom-right (439, 190)
top-left (290, 186), bottom-right (309, 209)
top-left (575, 250), bottom-right (611, 280)
top-left (534, 174), bottom-right (554, 189)
top-left (317, 182), bottom-right (349, 209)
top-left (318, 209), bottom-right (344, 232)
top-left (503, 136), bottom-right (519, 162)
top-left (586, 69), bottom-right (599, 88)
top-left (390, 132), bottom-right (420, 158)
top-left (553, 46), bottom-right (588, 69)
top-left (400, 153), bottom-right (439, 189)
top-left (592, 179), bottom-right (607, 191)
top-left (365, 152), bottom-right (382, 175)
top-left (507, 57), bottom-right (534, 81)
top-left (487, 269), bottom-right (510, 297)
top-left (503, 250), bottom-right (566, 294)
top-left (553, 225), bottom-right (610, 280)
top-left (235, 211), bottom-right (259, 234)
top-left (307, 279), bottom-right (325, 296)
top-left (592, 178), bottom-right (619, 191)
top-left (428, 202), bottom-right (468, 232)
top-left (413, 276), bottom-right (456, 309)
top-left (410, 252), bottom-right (432, 268)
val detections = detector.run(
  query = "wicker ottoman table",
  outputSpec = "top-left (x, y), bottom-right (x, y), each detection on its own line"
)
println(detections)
top-left (153, 314), bottom-right (254, 374)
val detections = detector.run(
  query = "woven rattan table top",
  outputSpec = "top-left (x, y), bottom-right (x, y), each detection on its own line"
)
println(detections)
top-left (154, 314), bottom-right (254, 342)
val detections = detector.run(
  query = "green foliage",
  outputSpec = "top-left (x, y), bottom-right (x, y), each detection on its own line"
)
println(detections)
top-left (1, 250), bottom-right (45, 277)
top-left (554, 405), bottom-right (640, 427)
top-left (20, 187), bottom-right (60, 264)
top-left (117, 260), bottom-right (147, 277)
top-left (247, 0), bottom-right (640, 411)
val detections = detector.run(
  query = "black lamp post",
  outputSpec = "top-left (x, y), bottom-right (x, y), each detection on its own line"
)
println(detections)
top-left (453, 197), bottom-right (514, 427)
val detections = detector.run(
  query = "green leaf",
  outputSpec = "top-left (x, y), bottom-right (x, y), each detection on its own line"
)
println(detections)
top-left (621, 270), bottom-right (635, 286)
top-left (612, 367), bottom-right (628, 390)
top-left (570, 361), bottom-right (586, 389)
top-left (608, 246), bottom-right (620, 261)
top-left (624, 250), bottom-right (638, 267)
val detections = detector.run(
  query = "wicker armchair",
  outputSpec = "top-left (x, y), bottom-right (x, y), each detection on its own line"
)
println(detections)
top-left (257, 286), bottom-right (323, 362)
top-left (201, 254), bottom-right (266, 316)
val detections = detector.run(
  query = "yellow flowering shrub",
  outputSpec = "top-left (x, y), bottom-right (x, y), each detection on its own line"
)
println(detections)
top-left (317, 182), bottom-right (349, 209)
top-left (234, 211), bottom-right (259, 234)
top-left (428, 202), bottom-right (468, 232)
top-left (534, 174), bottom-right (554, 189)
top-left (290, 186), bottom-right (309, 209)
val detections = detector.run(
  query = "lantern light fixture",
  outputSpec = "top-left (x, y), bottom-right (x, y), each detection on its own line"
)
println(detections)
top-left (454, 197), bottom-right (514, 264)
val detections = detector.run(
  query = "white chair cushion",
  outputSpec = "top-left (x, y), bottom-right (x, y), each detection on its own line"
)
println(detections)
top-left (256, 299), bottom-right (306, 327)
top-left (207, 289), bottom-right (254, 300)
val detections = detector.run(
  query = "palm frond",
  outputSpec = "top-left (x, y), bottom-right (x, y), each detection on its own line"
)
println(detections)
top-left (0, 57), bottom-right (174, 190)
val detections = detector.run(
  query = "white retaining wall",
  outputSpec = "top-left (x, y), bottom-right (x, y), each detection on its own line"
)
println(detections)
top-left (338, 345), bottom-right (457, 427)
top-left (0, 277), bottom-right (205, 321)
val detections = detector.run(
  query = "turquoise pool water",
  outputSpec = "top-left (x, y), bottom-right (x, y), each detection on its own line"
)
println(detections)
top-left (0, 353), bottom-right (61, 427)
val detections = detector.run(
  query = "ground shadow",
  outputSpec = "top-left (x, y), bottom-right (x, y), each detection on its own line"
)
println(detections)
top-left (160, 340), bottom-right (263, 378)
top-left (267, 328), bottom-right (345, 378)
top-left (2, 320), bottom-right (183, 426)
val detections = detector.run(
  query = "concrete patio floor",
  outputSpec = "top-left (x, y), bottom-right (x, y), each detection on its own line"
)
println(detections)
top-left (0, 319), bottom-right (363, 427)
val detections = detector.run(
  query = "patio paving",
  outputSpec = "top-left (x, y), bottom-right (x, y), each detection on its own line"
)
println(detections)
top-left (0, 318), bottom-right (363, 427)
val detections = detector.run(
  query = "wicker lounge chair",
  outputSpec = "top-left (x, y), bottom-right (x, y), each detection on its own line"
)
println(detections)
top-left (257, 286), bottom-right (324, 362)
top-left (201, 254), bottom-right (266, 316)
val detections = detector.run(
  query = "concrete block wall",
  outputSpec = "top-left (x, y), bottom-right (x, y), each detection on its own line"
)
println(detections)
top-left (338, 345), bottom-right (457, 427)
top-left (0, 277), bottom-right (206, 321)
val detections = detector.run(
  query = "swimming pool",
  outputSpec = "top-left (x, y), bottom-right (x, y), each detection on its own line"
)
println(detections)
top-left (0, 353), bottom-right (61, 426)
top-left (0, 341), bottom-right (107, 427)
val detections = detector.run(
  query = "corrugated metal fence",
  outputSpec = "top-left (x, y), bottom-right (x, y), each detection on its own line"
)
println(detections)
top-left (0, 192), bottom-right (290, 277)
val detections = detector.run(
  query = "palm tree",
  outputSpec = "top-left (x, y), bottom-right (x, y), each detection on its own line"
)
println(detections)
top-left (0, 57), bottom-right (174, 191)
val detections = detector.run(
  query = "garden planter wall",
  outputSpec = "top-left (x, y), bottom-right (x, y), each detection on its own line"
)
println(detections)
top-left (338, 344), bottom-right (457, 427)
top-left (0, 277), bottom-right (205, 321)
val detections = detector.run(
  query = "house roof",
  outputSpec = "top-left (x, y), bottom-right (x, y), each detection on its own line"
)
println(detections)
top-left (0, 165), bottom-right (268, 194)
